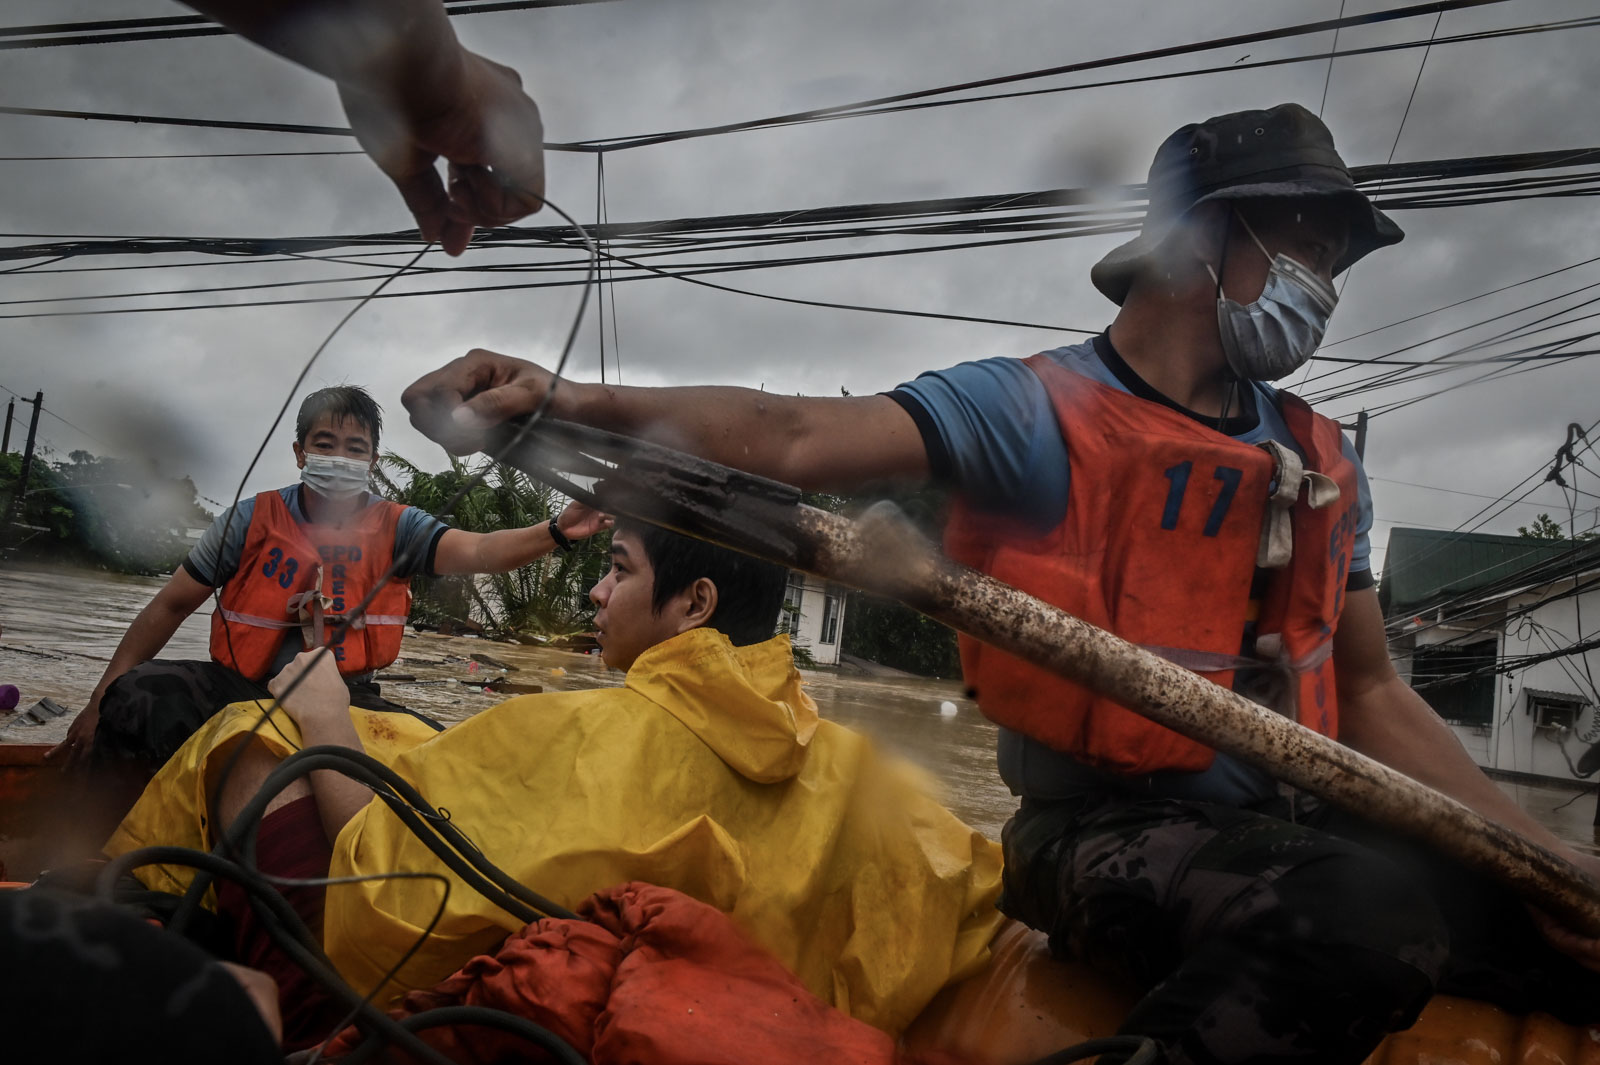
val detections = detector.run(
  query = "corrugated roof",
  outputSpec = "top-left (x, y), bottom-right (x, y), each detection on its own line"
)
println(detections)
top-left (1379, 527), bottom-right (1598, 618)
top-left (1523, 688), bottom-right (1590, 706)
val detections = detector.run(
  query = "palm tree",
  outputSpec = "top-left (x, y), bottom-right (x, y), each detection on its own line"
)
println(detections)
top-left (375, 453), bottom-right (609, 640)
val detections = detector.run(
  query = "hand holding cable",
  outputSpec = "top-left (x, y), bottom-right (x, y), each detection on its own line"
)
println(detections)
top-left (268, 649), bottom-right (372, 844)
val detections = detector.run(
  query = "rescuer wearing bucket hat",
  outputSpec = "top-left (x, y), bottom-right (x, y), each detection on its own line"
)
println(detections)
top-left (402, 103), bottom-right (1600, 1064)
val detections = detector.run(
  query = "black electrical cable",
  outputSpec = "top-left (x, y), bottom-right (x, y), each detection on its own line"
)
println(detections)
top-left (95, 846), bottom-right (466, 1065)
top-left (200, 746), bottom-right (577, 929)
top-left (0, 227), bottom-right (1121, 321)
top-left (712, 15), bottom-right (1600, 156)
top-left (0, 0), bottom-right (623, 50)
top-left (1374, 419), bottom-right (1600, 586)
top-left (4, 2), bottom-right (1571, 153)
top-left (4, 142), bottom-right (1595, 270)
top-left (340, 1005), bottom-right (588, 1065)
top-left (575, 0), bottom-right (1521, 151)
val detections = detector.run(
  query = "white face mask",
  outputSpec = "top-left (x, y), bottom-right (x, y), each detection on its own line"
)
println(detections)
top-left (1207, 214), bottom-right (1339, 382)
top-left (300, 453), bottom-right (372, 501)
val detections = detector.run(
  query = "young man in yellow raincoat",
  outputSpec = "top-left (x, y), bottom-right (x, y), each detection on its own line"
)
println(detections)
top-left (108, 517), bottom-right (1003, 1051)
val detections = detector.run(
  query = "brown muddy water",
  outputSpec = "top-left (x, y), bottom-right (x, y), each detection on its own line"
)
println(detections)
top-left (3, 561), bottom-right (1599, 853)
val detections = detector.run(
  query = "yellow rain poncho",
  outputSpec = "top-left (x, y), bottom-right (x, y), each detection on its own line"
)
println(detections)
top-left (110, 628), bottom-right (1004, 1034)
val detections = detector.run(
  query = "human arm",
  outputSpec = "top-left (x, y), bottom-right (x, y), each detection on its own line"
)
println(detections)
top-left (1334, 586), bottom-right (1600, 969)
top-left (267, 650), bottom-right (372, 845)
top-left (402, 349), bottom-right (932, 491)
top-left (48, 567), bottom-right (216, 764)
top-left (180, 0), bottom-right (543, 255)
top-left (431, 499), bottom-right (610, 575)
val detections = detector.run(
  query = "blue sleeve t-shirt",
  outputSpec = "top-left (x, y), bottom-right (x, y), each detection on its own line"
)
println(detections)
top-left (887, 333), bottom-right (1375, 806)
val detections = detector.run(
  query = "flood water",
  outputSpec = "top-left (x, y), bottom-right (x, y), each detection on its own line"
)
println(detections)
top-left (3, 560), bottom-right (1598, 853)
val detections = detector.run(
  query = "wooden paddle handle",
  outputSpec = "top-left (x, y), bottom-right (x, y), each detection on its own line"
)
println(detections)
top-left (794, 502), bottom-right (1600, 938)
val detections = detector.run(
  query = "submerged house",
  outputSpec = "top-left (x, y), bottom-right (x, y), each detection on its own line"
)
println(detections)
top-left (1382, 527), bottom-right (1600, 784)
top-left (777, 571), bottom-right (848, 667)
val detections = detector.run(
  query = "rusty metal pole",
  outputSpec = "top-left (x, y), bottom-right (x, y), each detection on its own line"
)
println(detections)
top-left (500, 423), bottom-right (1600, 936)
top-left (792, 503), bottom-right (1600, 935)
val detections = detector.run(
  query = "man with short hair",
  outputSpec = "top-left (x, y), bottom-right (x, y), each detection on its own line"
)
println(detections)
top-left (399, 104), bottom-right (1600, 1063)
top-left (109, 518), bottom-right (1003, 1050)
top-left (56, 384), bottom-right (606, 776)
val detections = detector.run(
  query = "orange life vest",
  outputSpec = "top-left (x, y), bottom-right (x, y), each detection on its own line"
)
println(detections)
top-left (944, 355), bottom-right (1361, 776)
top-left (210, 490), bottom-right (413, 680)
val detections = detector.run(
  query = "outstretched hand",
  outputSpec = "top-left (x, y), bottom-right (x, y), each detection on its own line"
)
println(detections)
top-left (267, 649), bottom-right (350, 730)
top-left (340, 50), bottom-right (544, 256)
top-left (45, 704), bottom-right (100, 767)
top-left (402, 348), bottom-right (559, 454)
top-left (555, 501), bottom-right (613, 542)
top-left (1531, 852), bottom-right (1600, 973)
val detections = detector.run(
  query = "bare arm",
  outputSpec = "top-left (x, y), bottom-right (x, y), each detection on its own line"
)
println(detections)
top-left (431, 500), bottom-right (611, 576)
top-left (1334, 588), bottom-right (1569, 850)
top-left (179, 0), bottom-right (459, 91)
top-left (402, 349), bottom-right (932, 491)
top-left (179, 0), bottom-right (544, 254)
top-left (1335, 586), bottom-right (1600, 968)
top-left (49, 567), bottom-right (215, 763)
top-left (269, 651), bottom-right (373, 844)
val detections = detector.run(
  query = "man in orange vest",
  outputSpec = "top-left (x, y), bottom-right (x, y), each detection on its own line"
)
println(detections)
top-left (399, 104), bottom-right (1600, 1063)
top-left (54, 385), bottom-right (606, 778)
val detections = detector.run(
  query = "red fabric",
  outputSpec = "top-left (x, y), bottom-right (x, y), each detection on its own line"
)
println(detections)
top-left (943, 362), bottom-right (1359, 775)
top-left (211, 490), bottom-right (412, 680)
top-left (325, 882), bottom-right (965, 1065)
top-left (216, 795), bottom-right (345, 1053)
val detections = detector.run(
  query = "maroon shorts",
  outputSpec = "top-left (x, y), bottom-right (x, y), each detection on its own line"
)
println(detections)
top-left (215, 796), bottom-right (347, 1052)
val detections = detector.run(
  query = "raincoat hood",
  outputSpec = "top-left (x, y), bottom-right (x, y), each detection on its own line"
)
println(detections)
top-left (626, 628), bottom-right (818, 784)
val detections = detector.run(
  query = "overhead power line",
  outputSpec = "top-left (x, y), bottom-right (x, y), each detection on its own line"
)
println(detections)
top-left (4, 2), bottom-right (1584, 157)
top-left (1, 141), bottom-right (1594, 268)
top-left (577, 0), bottom-right (1524, 151)
top-left (0, 0), bottom-right (623, 50)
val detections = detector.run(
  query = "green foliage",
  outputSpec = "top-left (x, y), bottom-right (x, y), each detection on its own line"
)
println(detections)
top-left (0, 450), bottom-right (213, 574)
top-left (840, 592), bottom-right (961, 678)
top-left (375, 453), bottom-right (609, 640)
top-left (1517, 512), bottom-right (1598, 541)
top-left (1519, 513), bottom-right (1567, 540)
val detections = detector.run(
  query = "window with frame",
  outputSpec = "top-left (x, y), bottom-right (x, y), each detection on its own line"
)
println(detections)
top-left (820, 592), bottom-right (840, 645)
top-left (1528, 692), bottom-right (1586, 733)
top-left (1410, 640), bottom-right (1497, 727)
top-left (780, 572), bottom-right (804, 636)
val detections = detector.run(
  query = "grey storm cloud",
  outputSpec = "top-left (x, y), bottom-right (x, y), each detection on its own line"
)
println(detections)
top-left (2, 0), bottom-right (1599, 570)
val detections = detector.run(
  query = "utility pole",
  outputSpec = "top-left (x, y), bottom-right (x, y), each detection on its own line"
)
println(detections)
top-left (1353, 409), bottom-right (1369, 462)
top-left (2, 398), bottom-right (13, 454)
top-left (1, 392), bottom-right (42, 551)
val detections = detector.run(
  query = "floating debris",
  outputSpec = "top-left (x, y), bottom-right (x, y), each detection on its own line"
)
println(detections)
top-left (19, 697), bottom-right (69, 725)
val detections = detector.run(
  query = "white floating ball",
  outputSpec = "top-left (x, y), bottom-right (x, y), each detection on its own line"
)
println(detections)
top-left (938, 701), bottom-right (959, 718)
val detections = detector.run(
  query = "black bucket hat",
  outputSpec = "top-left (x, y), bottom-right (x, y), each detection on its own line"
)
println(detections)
top-left (1090, 102), bottom-right (1404, 305)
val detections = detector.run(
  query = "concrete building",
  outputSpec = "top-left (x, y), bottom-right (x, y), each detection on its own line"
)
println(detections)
top-left (1382, 527), bottom-right (1600, 784)
top-left (777, 571), bottom-right (848, 667)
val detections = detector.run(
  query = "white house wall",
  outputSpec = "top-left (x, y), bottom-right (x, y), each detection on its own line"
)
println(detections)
top-left (780, 574), bottom-right (847, 667)
top-left (1485, 583), bottom-right (1600, 782)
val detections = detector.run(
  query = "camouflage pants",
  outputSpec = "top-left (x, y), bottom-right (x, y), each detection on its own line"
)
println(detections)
top-left (1001, 791), bottom-right (1600, 1065)
top-left (92, 659), bottom-right (438, 780)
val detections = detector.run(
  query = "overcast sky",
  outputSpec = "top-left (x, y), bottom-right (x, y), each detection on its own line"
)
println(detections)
top-left (3, 0), bottom-right (1599, 574)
